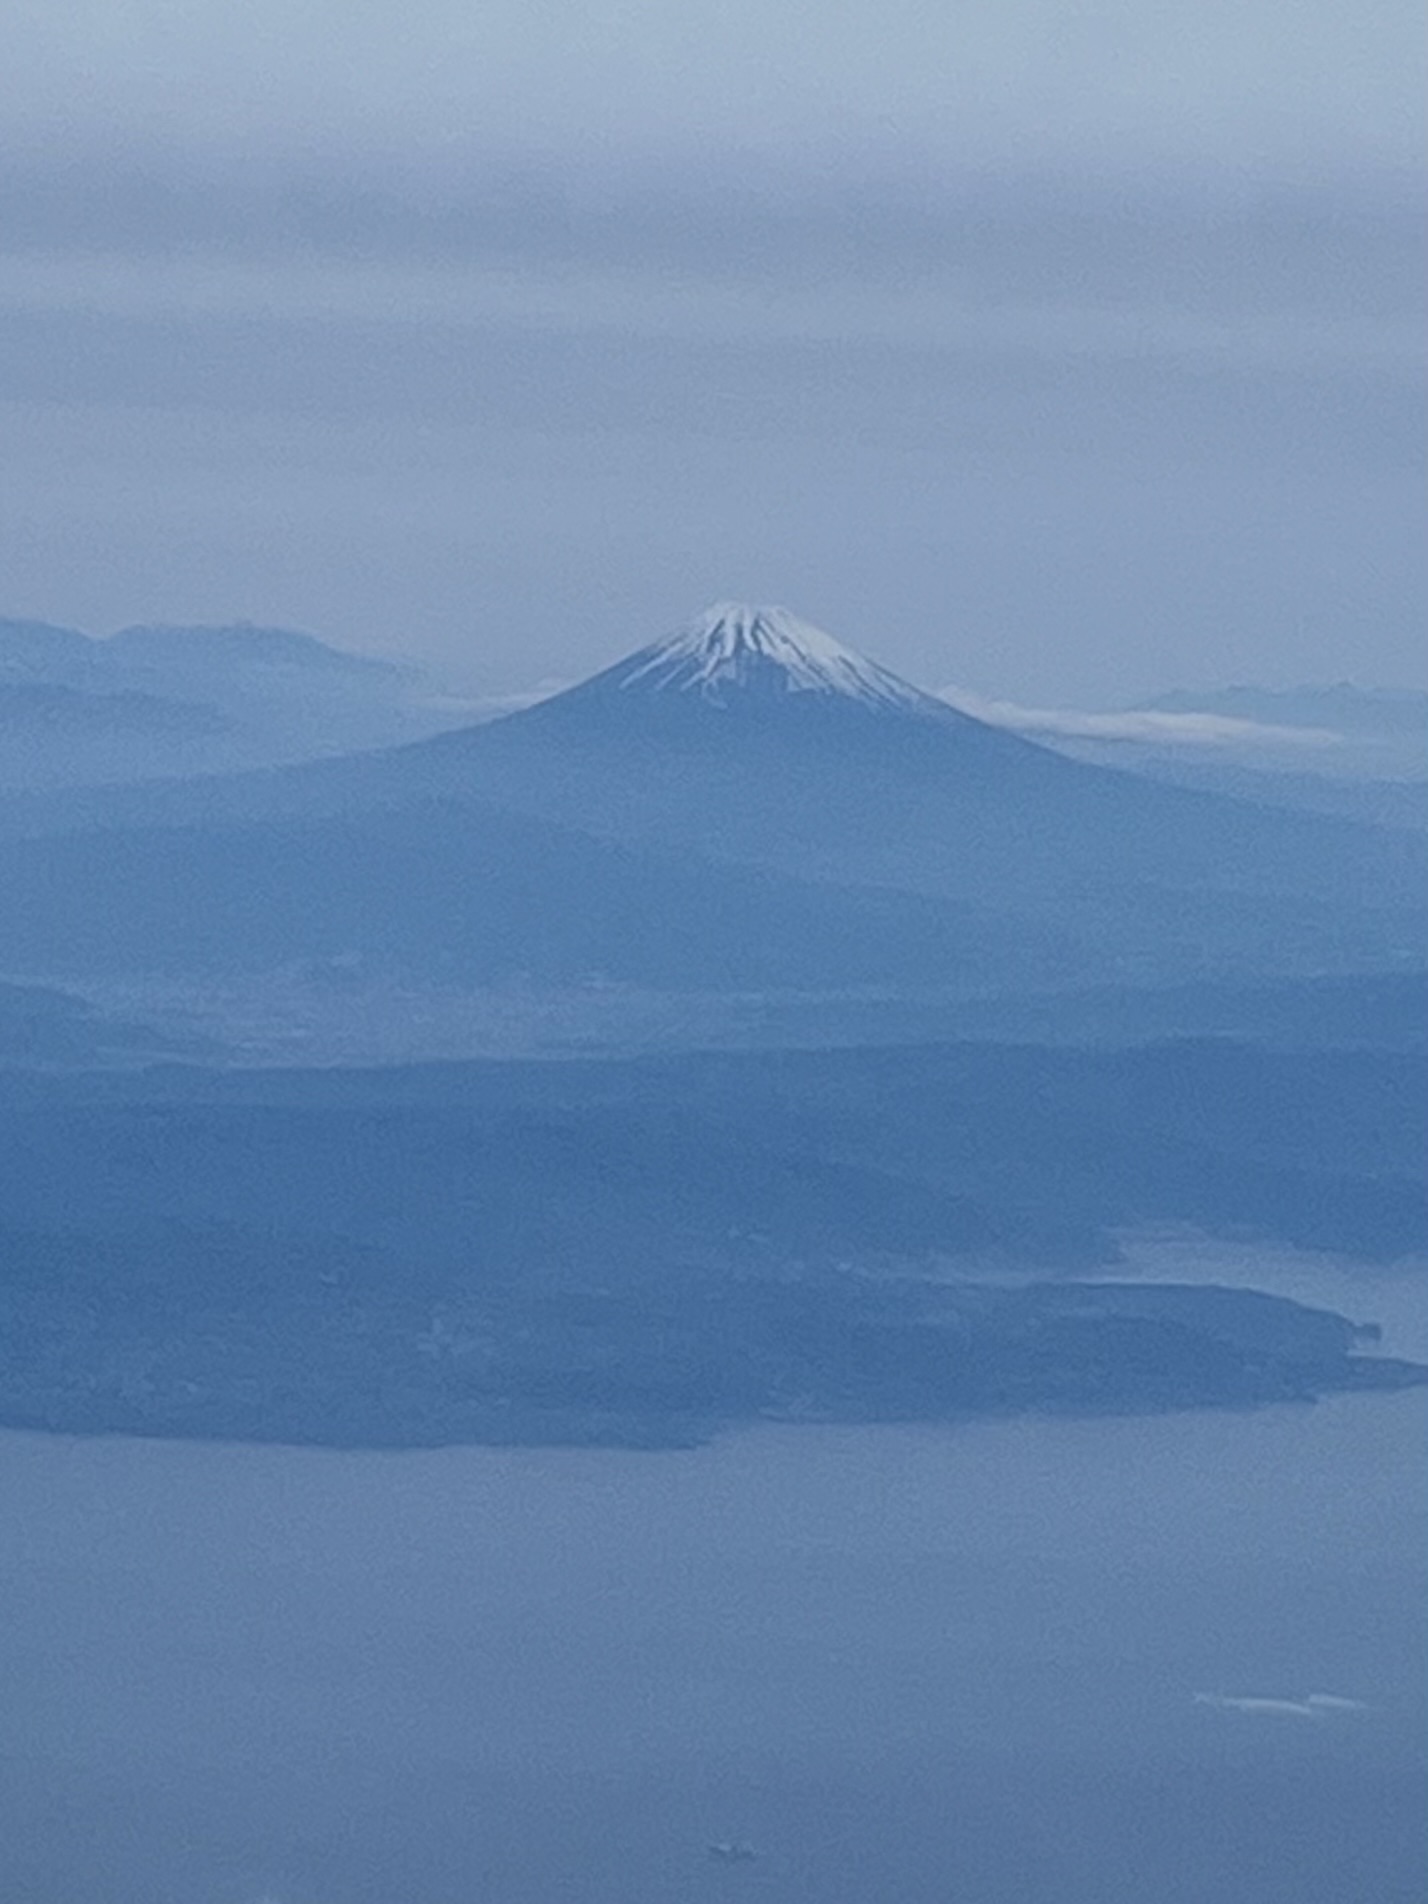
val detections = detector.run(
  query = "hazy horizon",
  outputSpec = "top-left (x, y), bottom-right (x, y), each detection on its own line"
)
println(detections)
top-left (7, 598), bottom-right (1428, 716)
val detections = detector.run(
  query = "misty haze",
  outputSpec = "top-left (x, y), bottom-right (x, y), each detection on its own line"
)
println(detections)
top-left (1, 2), bottom-right (1424, 1901)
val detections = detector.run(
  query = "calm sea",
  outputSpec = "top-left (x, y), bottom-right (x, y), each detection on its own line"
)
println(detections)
top-left (2, 1249), bottom-right (1424, 1904)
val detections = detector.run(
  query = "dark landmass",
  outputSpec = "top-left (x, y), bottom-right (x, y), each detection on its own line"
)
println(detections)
top-left (35, 967), bottom-right (1422, 1075)
top-left (7, 1038), bottom-right (1417, 1259)
top-left (0, 1038), bottom-right (1422, 1448)
top-left (1, 621), bottom-right (1419, 1449)
top-left (0, 1236), bottom-right (1419, 1449)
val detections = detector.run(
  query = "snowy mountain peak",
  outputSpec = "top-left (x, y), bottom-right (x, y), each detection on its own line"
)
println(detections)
top-left (609, 603), bottom-right (944, 715)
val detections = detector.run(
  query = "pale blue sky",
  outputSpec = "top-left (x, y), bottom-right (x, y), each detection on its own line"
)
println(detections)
top-left (1, 0), bottom-right (1422, 698)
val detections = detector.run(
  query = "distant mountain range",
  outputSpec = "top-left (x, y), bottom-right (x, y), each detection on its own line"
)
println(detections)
top-left (0, 603), bottom-right (1422, 1005)
top-left (0, 616), bottom-right (470, 786)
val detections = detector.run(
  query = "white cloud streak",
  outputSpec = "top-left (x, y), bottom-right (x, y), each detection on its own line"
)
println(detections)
top-left (941, 691), bottom-right (1345, 750)
top-left (1194, 1691), bottom-right (1369, 1718)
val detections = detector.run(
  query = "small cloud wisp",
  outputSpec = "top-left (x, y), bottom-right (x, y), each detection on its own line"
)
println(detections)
top-left (1194, 1691), bottom-right (1369, 1719)
top-left (942, 690), bottom-right (1344, 751)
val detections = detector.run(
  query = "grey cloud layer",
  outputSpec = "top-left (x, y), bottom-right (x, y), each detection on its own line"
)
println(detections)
top-left (1, 0), bottom-right (1422, 697)
top-left (3, 155), bottom-right (1418, 346)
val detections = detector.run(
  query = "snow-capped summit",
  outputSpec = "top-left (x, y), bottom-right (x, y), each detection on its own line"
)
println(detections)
top-left (598, 603), bottom-right (948, 717)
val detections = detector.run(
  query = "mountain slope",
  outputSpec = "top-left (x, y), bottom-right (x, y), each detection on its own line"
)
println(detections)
top-left (374, 605), bottom-right (1428, 976)
top-left (0, 797), bottom-right (1062, 989)
top-left (0, 604), bottom-right (1421, 990)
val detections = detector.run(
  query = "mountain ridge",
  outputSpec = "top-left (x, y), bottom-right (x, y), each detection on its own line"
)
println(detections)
top-left (0, 602), bottom-right (1422, 993)
top-left (0, 615), bottom-right (467, 788)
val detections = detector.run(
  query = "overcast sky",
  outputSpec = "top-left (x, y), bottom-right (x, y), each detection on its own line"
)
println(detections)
top-left (1, 0), bottom-right (1423, 699)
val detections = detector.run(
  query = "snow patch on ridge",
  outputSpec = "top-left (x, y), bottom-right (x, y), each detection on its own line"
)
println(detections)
top-left (613, 603), bottom-right (944, 714)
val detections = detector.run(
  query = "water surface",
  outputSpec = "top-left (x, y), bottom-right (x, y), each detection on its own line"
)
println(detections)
top-left (2, 1255), bottom-right (1424, 1904)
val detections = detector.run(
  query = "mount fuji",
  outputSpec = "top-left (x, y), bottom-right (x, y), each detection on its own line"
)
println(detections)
top-left (486, 600), bottom-right (1026, 748)
top-left (0, 602), bottom-right (1422, 990)
top-left (549, 601), bottom-right (957, 716)
top-left (385, 604), bottom-right (1425, 966)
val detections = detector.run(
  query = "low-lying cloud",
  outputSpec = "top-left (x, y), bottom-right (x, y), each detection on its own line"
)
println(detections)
top-left (941, 691), bottom-right (1344, 751)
